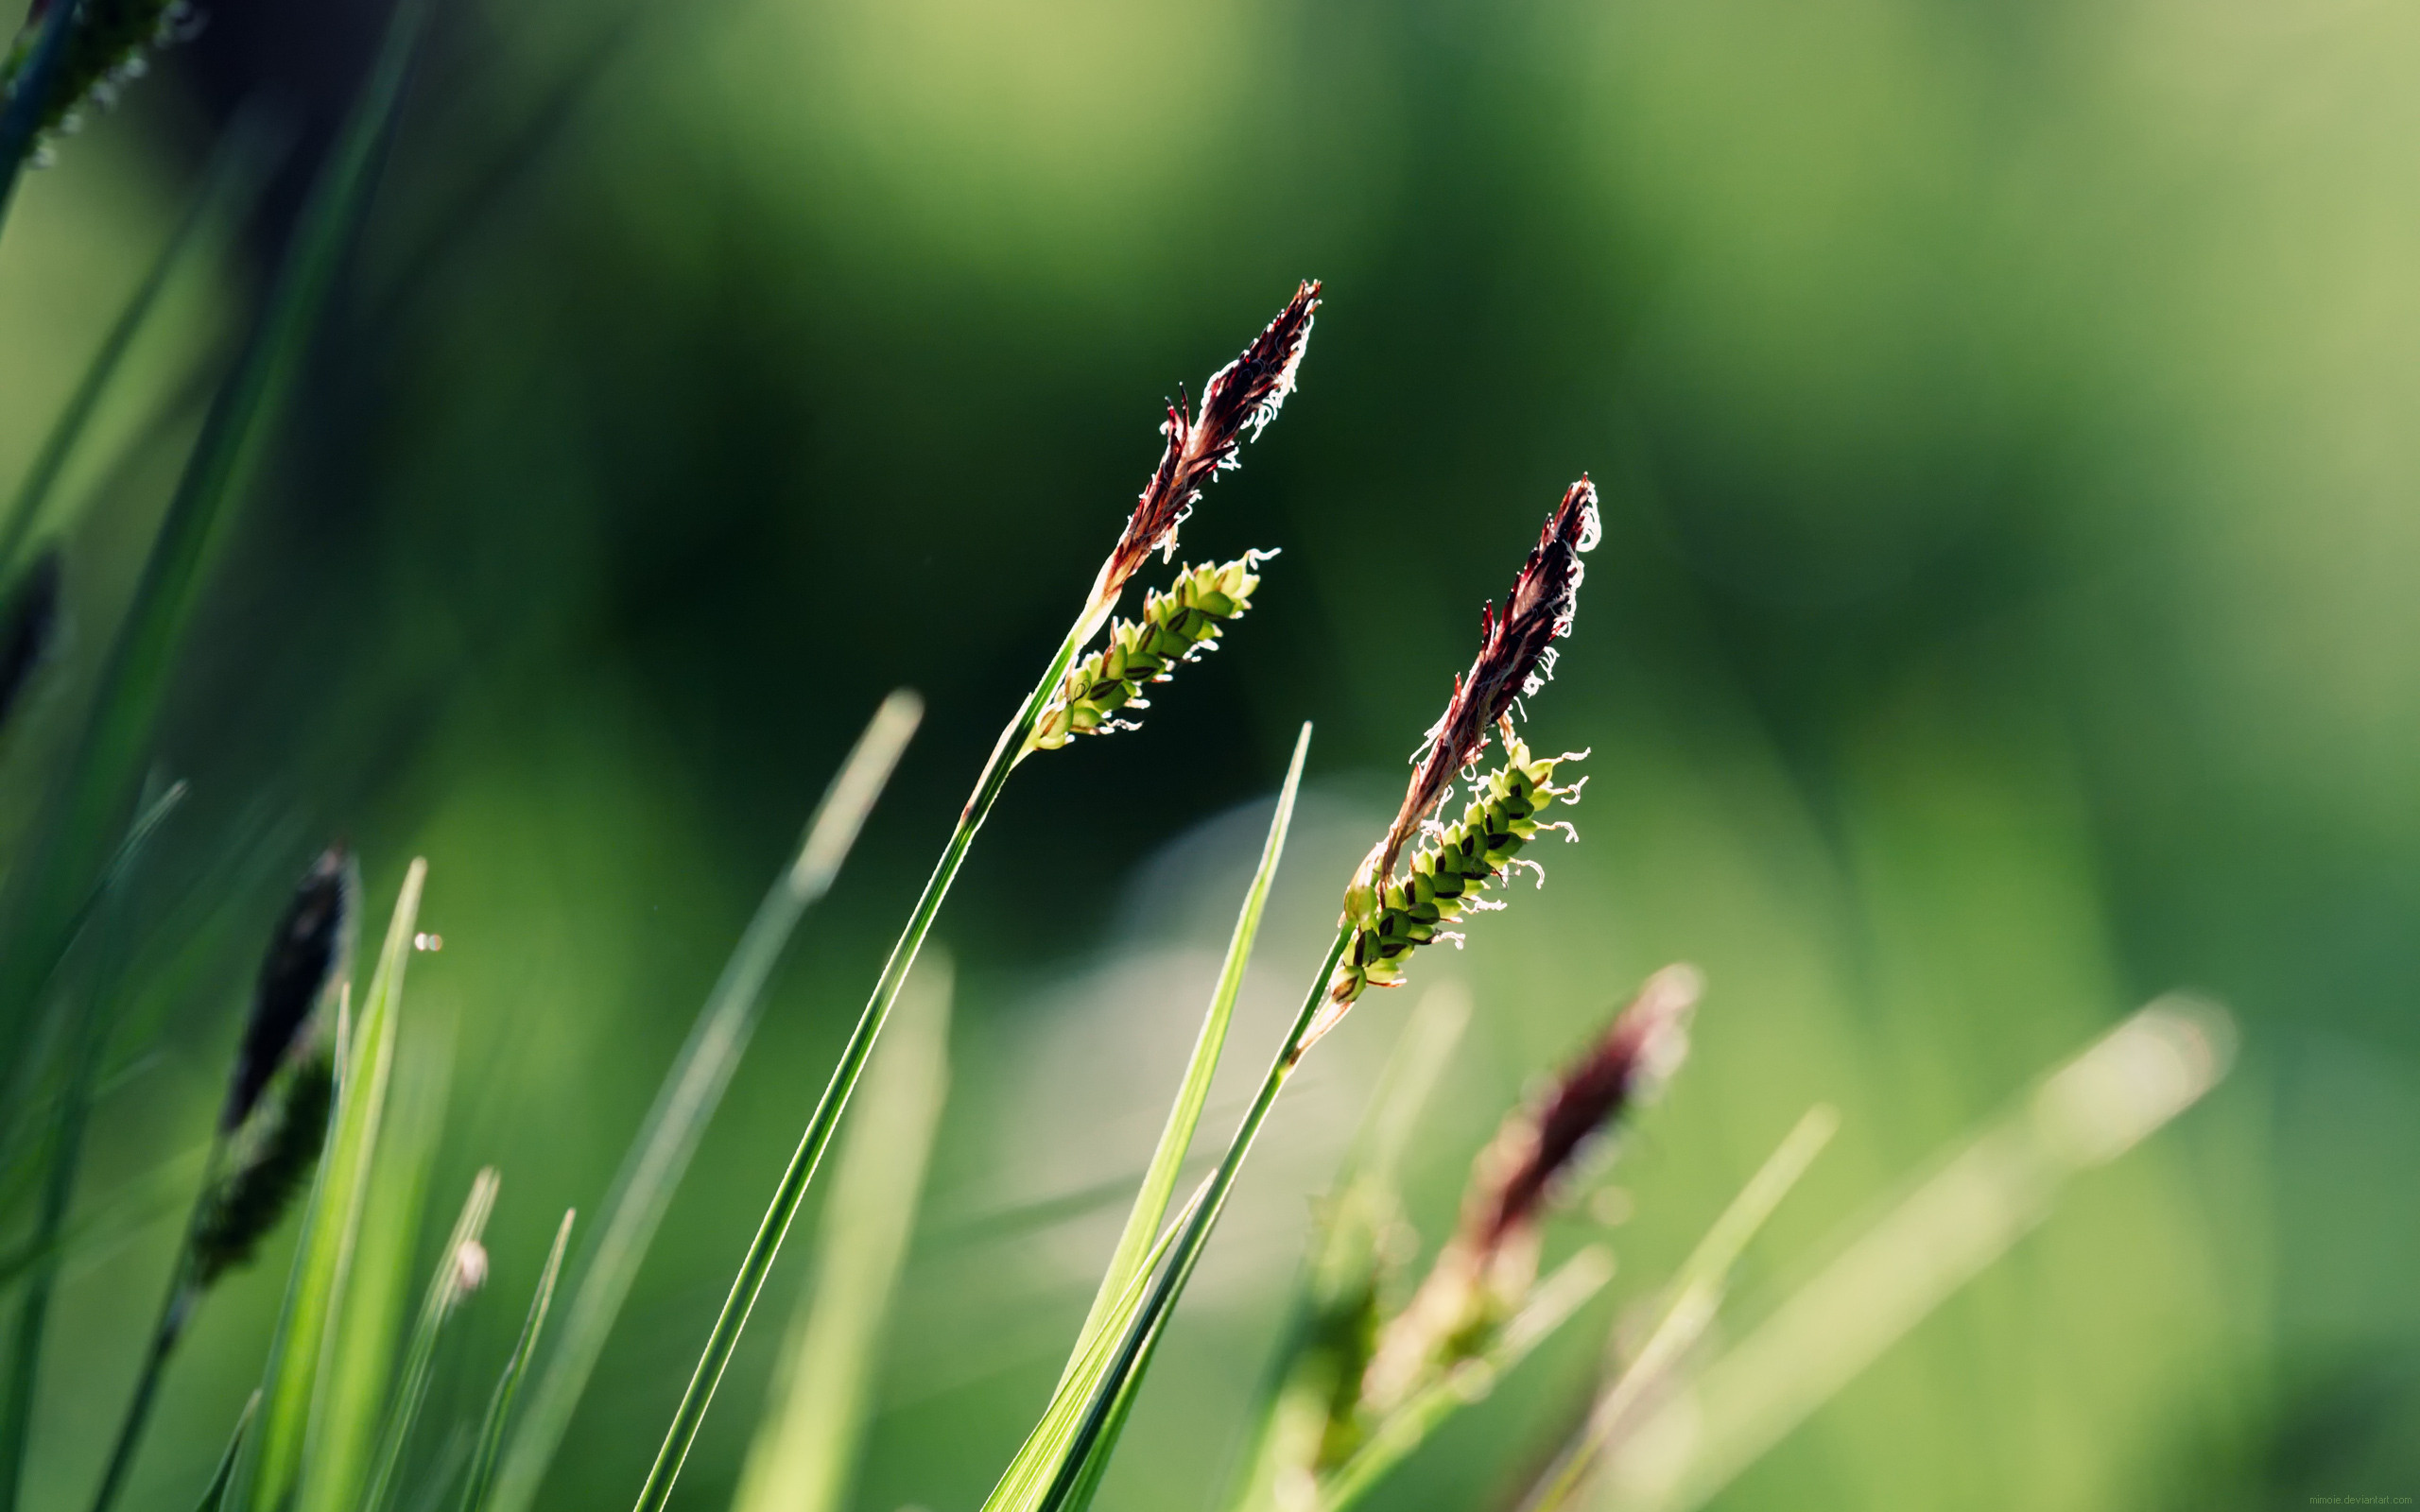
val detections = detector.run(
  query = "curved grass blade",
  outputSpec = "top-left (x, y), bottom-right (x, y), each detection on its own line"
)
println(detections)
top-left (627, 627), bottom-right (1091, 1512)
top-left (194, 1390), bottom-right (259, 1512)
top-left (1057, 722), bottom-right (1311, 1392)
top-left (487, 691), bottom-right (920, 1512)
top-left (1517, 1105), bottom-right (1838, 1512)
top-left (229, 859), bottom-right (426, 1512)
top-left (0, 116), bottom-right (278, 576)
top-left (458, 1210), bottom-right (572, 1512)
top-left (0, 779), bottom-right (185, 1512)
top-left (733, 955), bottom-right (951, 1512)
top-left (1599, 1001), bottom-right (2233, 1512)
top-left (361, 1169), bottom-right (500, 1512)
top-left (0, 0), bottom-right (428, 1126)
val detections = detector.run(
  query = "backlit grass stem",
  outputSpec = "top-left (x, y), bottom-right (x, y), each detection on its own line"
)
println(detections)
top-left (630, 283), bottom-right (1317, 1512)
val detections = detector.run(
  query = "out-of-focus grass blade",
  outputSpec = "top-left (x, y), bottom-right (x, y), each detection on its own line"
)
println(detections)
top-left (0, 0), bottom-right (427, 1114)
top-left (231, 858), bottom-right (426, 1512)
top-left (0, 779), bottom-right (185, 1512)
top-left (458, 1210), bottom-right (572, 1512)
top-left (1599, 999), bottom-right (2235, 1512)
top-left (732, 954), bottom-right (952, 1512)
top-left (0, 117), bottom-right (278, 576)
top-left (488, 690), bottom-right (919, 1512)
top-left (1056, 722), bottom-right (1310, 1392)
top-left (361, 1169), bottom-right (500, 1512)
top-left (194, 1389), bottom-right (259, 1512)
top-left (1519, 1106), bottom-right (1837, 1512)
top-left (296, 1013), bottom-right (453, 1512)
top-left (1314, 1247), bottom-right (1617, 1512)
top-left (1224, 984), bottom-right (1470, 1512)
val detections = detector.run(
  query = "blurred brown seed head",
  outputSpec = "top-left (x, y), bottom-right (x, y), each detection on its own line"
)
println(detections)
top-left (222, 846), bottom-right (358, 1132)
top-left (1090, 281), bottom-right (1320, 608)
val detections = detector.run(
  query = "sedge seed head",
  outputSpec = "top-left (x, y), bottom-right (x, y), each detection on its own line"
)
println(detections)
top-left (1027, 553), bottom-right (1270, 755)
top-left (2, 0), bottom-right (196, 144)
top-left (222, 846), bottom-right (357, 1133)
top-left (192, 1043), bottom-right (335, 1286)
top-left (1092, 283), bottom-right (1319, 607)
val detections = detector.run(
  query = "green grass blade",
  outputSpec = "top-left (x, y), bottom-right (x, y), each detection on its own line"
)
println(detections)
top-left (231, 858), bottom-right (427, 1512)
top-left (295, 1011), bottom-right (453, 1512)
top-left (0, 0), bottom-right (426, 1105)
top-left (977, 1180), bottom-right (1213, 1512)
top-left (0, 779), bottom-right (186, 1512)
top-left (361, 1169), bottom-right (501, 1512)
top-left (1313, 1249), bottom-right (1616, 1512)
top-left (194, 1390), bottom-right (259, 1512)
top-left (458, 1210), bottom-right (572, 1512)
top-left (629, 617), bottom-right (1095, 1512)
top-left (0, 118), bottom-right (275, 577)
top-left (1223, 984), bottom-right (1470, 1512)
top-left (1021, 922), bottom-right (1356, 1512)
top-left (1599, 1001), bottom-right (2234, 1512)
top-left (732, 954), bottom-right (952, 1512)
top-left (1517, 1106), bottom-right (1838, 1512)
top-left (1056, 723), bottom-right (1311, 1393)
top-left (487, 690), bottom-right (920, 1512)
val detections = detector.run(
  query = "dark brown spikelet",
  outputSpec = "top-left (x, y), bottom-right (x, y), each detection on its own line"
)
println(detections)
top-left (1089, 281), bottom-right (1321, 608)
top-left (1473, 963), bottom-right (1698, 1248)
top-left (0, 550), bottom-right (60, 737)
top-left (1367, 476), bottom-right (1599, 893)
top-left (192, 1046), bottom-right (334, 1286)
top-left (222, 847), bottom-right (357, 1132)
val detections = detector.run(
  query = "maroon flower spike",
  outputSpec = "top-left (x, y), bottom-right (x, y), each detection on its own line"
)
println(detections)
top-left (1089, 281), bottom-right (1322, 609)
top-left (1475, 963), bottom-right (1699, 1249)
top-left (1367, 476), bottom-right (1600, 892)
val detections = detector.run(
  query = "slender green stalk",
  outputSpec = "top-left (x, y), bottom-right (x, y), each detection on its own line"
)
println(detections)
top-left (1518, 1106), bottom-right (1837, 1512)
top-left (229, 859), bottom-right (426, 1512)
top-left (732, 956), bottom-right (952, 1512)
top-left (458, 1211), bottom-right (572, 1512)
top-left (630, 620), bottom-right (1090, 1512)
top-left (0, 779), bottom-right (185, 1512)
top-left (1058, 723), bottom-right (1311, 1389)
top-left (489, 693), bottom-right (919, 1512)
top-left (192, 1391), bottom-right (258, 1512)
top-left (361, 1170), bottom-right (500, 1512)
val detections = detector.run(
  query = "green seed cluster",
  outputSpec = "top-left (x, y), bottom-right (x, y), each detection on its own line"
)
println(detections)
top-left (1026, 555), bottom-right (1263, 753)
top-left (1332, 737), bottom-right (1582, 1008)
top-left (2, 0), bottom-right (191, 141)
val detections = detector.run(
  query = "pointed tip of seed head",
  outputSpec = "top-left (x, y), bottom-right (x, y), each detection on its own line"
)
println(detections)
top-left (1097, 282), bottom-right (1322, 602)
top-left (222, 845), bottom-right (359, 1132)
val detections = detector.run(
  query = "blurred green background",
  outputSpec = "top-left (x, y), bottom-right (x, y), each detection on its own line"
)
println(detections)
top-left (3, 0), bottom-right (2416, 1505)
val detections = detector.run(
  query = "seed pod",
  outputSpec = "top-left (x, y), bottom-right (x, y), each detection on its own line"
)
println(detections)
top-left (1358, 968), bottom-right (1699, 1412)
top-left (1316, 730), bottom-right (1584, 1039)
top-left (1026, 554), bottom-right (1267, 754)
top-left (222, 847), bottom-right (357, 1133)
top-left (0, 550), bottom-right (60, 737)
top-left (1087, 283), bottom-right (1319, 609)
top-left (0, 0), bottom-right (195, 143)
top-left (191, 1040), bottom-right (335, 1286)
